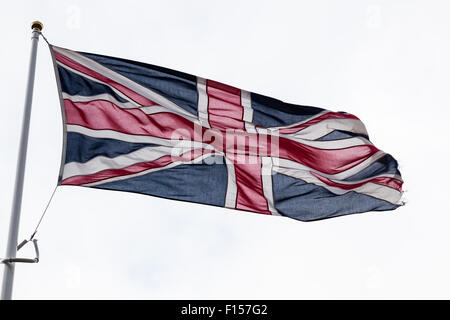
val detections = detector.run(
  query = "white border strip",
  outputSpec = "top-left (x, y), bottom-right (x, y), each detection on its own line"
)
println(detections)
top-left (62, 92), bottom-right (138, 109)
top-left (63, 92), bottom-right (201, 124)
top-left (83, 153), bottom-right (216, 187)
top-left (274, 151), bottom-right (388, 181)
top-left (273, 166), bottom-right (402, 204)
top-left (284, 118), bottom-right (369, 140)
top-left (197, 77), bottom-right (210, 128)
top-left (224, 157), bottom-right (237, 208)
top-left (66, 125), bottom-right (213, 150)
top-left (261, 157), bottom-right (280, 215)
top-left (63, 145), bottom-right (189, 180)
top-left (241, 90), bottom-right (256, 133)
top-left (279, 135), bottom-right (373, 150)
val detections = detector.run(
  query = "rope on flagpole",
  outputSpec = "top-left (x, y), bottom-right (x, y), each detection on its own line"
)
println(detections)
top-left (28, 185), bottom-right (58, 241)
top-left (39, 31), bottom-right (50, 46)
top-left (26, 29), bottom-right (56, 242)
top-left (3, 185), bottom-right (59, 265)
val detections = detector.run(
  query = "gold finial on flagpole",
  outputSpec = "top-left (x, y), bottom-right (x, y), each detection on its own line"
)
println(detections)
top-left (31, 21), bottom-right (43, 31)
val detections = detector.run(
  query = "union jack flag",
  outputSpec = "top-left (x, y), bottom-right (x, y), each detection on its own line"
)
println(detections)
top-left (50, 45), bottom-right (403, 221)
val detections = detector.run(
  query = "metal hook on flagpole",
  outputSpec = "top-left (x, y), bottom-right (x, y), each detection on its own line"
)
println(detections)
top-left (1, 239), bottom-right (40, 264)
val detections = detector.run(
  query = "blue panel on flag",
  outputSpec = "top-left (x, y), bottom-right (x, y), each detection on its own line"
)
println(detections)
top-left (65, 132), bottom-right (156, 164)
top-left (57, 65), bottom-right (129, 103)
top-left (317, 130), bottom-right (369, 141)
top-left (272, 173), bottom-right (398, 221)
top-left (344, 154), bottom-right (401, 182)
top-left (94, 159), bottom-right (228, 207)
top-left (78, 52), bottom-right (199, 116)
top-left (250, 92), bottom-right (324, 127)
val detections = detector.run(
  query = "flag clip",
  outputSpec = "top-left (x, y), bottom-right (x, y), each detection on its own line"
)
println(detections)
top-left (0, 239), bottom-right (40, 264)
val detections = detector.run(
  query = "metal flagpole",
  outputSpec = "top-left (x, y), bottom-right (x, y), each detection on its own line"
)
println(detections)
top-left (1, 21), bottom-right (43, 300)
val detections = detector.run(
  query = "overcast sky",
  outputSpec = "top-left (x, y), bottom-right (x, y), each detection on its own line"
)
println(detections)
top-left (1, 0), bottom-right (449, 299)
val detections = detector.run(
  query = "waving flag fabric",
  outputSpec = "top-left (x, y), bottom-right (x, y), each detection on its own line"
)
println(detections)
top-left (50, 45), bottom-right (403, 221)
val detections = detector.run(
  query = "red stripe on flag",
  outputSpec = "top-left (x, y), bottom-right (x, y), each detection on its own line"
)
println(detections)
top-left (311, 172), bottom-right (403, 192)
top-left (276, 137), bottom-right (380, 175)
top-left (234, 158), bottom-right (270, 214)
top-left (62, 149), bottom-right (212, 186)
top-left (64, 99), bottom-right (196, 140)
top-left (54, 50), bottom-right (157, 106)
top-left (64, 99), bottom-right (378, 176)
top-left (207, 79), bottom-right (245, 130)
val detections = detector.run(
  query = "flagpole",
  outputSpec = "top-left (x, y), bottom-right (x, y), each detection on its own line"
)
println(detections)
top-left (1, 21), bottom-right (43, 300)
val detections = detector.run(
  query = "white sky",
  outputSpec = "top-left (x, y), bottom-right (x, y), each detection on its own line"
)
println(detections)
top-left (1, 0), bottom-right (449, 299)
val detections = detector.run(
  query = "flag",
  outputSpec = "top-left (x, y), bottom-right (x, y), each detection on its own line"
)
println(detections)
top-left (50, 45), bottom-right (403, 221)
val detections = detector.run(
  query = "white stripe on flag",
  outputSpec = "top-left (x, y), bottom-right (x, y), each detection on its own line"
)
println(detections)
top-left (82, 152), bottom-right (217, 187)
top-left (66, 125), bottom-right (214, 150)
top-left (62, 145), bottom-right (187, 180)
top-left (62, 92), bottom-right (139, 109)
top-left (287, 118), bottom-right (368, 140)
top-left (279, 135), bottom-right (374, 150)
top-left (274, 151), bottom-right (388, 181)
top-left (63, 92), bottom-right (201, 124)
top-left (261, 157), bottom-right (280, 215)
top-left (197, 77), bottom-right (210, 128)
top-left (273, 166), bottom-right (402, 205)
top-left (241, 90), bottom-right (256, 133)
top-left (224, 158), bottom-right (237, 209)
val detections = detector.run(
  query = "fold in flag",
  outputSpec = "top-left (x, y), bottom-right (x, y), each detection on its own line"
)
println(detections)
top-left (50, 45), bottom-right (403, 221)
